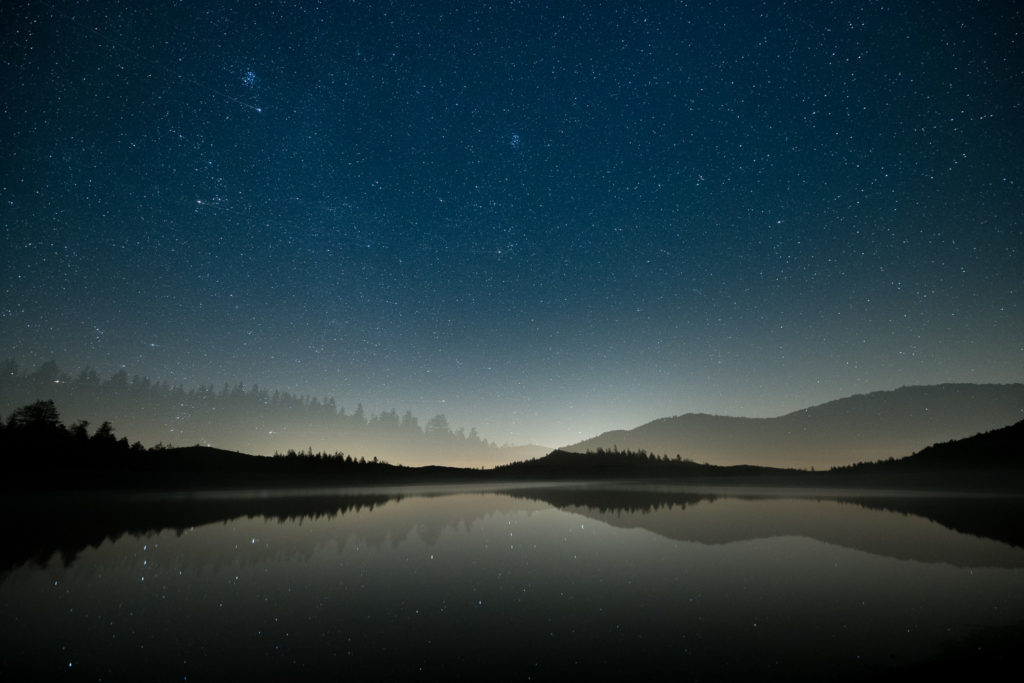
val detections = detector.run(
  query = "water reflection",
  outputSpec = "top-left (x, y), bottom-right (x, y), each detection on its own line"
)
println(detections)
top-left (0, 490), bottom-right (404, 571)
top-left (5, 486), bottom-right (1022, 572)
top-left (507, 486), bottom-right (1024, 568)
top-left (2, 486), bottom-right (1023, 680)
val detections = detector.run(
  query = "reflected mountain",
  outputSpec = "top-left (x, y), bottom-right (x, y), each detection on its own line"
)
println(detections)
top-left (837, 494), bottom-right (1024, 551)
top-left (4, 485), bottom-right (1024, 576)
top-left (504, 486), bottom-right (1024, 568)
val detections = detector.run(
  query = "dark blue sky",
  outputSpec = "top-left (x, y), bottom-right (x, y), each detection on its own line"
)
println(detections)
top-left (2, 0), bottom-right (1021, 447)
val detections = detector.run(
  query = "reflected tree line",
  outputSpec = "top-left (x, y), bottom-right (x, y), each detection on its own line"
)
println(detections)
top-left (0, 490), bottom-right (403, 573)
top-left (504, 485), bottom-right (717, 514)
top-left (4, 485), bottom-right (1023, 578)
top-left (0, 359), bottom-right (525, 466)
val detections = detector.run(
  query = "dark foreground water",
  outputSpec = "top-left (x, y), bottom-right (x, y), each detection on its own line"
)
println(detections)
top-left (2, 484), bottom-right (1023, 681)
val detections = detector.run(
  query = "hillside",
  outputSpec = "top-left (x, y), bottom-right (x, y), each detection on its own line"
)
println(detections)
top-left (835, 420), bottom-right (1024, 473)
top-left (561, 384), bottom-right (1024, 468)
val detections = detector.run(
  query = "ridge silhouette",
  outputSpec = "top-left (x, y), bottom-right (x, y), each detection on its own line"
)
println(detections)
top-left (562, 384), bottom-right (1024, 468)
top-left (3, 400), bottom-right (1022, 493)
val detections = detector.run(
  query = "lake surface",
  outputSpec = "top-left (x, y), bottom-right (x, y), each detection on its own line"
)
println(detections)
top-left (2, 484), bottom-right (1023, 680)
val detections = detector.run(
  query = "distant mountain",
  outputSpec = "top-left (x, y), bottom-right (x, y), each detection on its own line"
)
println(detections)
top-left (561, 384), bottom-right (1024, 468)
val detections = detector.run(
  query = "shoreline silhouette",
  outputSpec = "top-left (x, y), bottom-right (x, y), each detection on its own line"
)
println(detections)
top-left (2, 400), bottom-right (1022, 493)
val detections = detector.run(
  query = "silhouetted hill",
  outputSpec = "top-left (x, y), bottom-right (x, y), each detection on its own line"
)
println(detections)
top-left (905, 419), bottom-right (1024, 468)
top-left (562, 384), bottom-right (1024, 468)
top-left (491, 418), bottom-right (1024, 488)
top-left (153, 445), bottom-right (259, 469)
top-left (493, 448), bottom-right (805, 482)
top-left (833, 420), bottom-right (1024, 474)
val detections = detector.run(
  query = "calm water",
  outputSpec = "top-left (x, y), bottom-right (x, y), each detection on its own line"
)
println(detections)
top-left (2, 484), bottom-right (1023, 681)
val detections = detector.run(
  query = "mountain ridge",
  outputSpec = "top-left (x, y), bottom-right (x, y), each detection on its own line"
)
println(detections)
top-left (562, 383), bottom-right (1024, 468)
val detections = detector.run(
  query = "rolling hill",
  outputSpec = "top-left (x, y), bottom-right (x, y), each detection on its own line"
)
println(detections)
top-left (561, 384), bottom-right (1024, 469)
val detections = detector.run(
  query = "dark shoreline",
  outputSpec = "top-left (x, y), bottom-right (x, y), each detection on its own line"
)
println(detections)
top-left (6, 461), bottom-right (1024, 495)
top-left (4, 406), bottom-right (1020, 494)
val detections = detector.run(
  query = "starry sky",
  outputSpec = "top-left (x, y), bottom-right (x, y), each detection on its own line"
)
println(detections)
top-left (2, 0), bottom-right (1021, 449)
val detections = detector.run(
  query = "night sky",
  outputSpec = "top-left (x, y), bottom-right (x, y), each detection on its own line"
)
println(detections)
top-left (2, 0), bottom-right (1021, 449)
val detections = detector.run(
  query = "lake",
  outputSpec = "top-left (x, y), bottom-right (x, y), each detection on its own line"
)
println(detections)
top-left (2, 484), bottom-right (1023, 680)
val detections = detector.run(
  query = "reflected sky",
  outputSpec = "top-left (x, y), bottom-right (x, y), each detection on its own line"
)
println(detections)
top-left (3, 488), bottom-right (1023, 680)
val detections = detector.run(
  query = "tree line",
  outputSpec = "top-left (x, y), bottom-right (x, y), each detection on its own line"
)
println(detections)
top-left (0, 399), bottom-right (439, 488)
top-left (0, 359), bottom-right (515, 467)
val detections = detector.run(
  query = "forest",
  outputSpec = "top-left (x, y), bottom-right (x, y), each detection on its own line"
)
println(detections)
top-left (0, 399), bottom-right (460, 489)
top-left (0, 359), bottom-right (537, 467)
